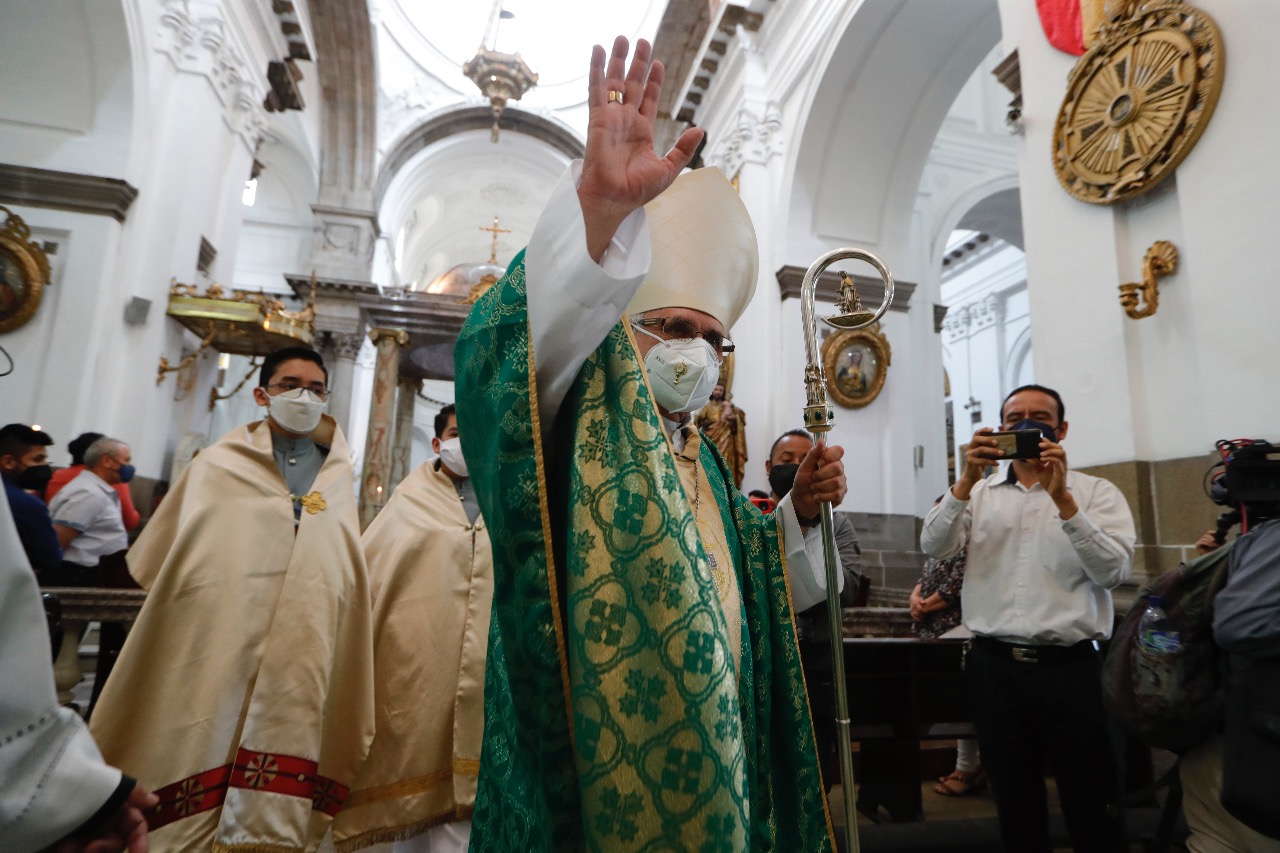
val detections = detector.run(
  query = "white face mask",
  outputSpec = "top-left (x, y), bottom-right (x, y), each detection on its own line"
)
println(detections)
top-left (634, 325), bottom-right (721, 414)
top-left (437, 437), bottom-right (469, 478)
top-left (266, 388), bottom-right (326, 435)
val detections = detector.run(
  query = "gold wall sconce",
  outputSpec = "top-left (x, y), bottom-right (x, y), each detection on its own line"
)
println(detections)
top-left (1119, 240), bottom-right (1178, 319)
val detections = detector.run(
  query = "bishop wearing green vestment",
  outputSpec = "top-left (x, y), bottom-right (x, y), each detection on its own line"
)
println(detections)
top-left (455, 36), bottom-right (850, 852)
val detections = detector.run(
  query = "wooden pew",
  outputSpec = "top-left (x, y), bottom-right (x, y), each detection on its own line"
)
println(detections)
top-left (841, 637), bottom-right (972, 823)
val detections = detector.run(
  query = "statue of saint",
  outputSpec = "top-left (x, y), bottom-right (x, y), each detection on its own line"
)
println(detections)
top-left (696, 382), bottom-right (748, 489)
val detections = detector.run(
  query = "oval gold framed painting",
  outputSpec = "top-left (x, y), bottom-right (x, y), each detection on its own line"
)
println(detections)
top-left (822, 326), bottom-right (891, 409)
top-left (0, 207), bottom-right (50, 334)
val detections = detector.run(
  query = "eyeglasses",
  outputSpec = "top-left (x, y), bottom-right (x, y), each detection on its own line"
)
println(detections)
top-left (632, 316), bottom-right (735, 356)
top-left (265, 382), bottom-right (330, 401)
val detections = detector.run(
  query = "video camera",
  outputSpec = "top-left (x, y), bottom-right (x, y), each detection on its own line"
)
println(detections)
top-left (1207, 439), bottom-right (1280, 541)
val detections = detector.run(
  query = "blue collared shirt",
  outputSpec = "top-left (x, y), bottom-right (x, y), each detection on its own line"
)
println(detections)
top-left (2, 473), bottom-right (62, 572)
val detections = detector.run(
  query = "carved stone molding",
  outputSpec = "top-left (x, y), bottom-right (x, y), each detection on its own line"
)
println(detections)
top-left (326, 330), bottom-right (366, 361)
top-left (376, 74), bottom-right (452, 152)
top-left (942, 293), bottom-right (1005, 342)
top-left (972, 293), bottom-right (1005, 332)
top-left (156, 0), bottom-right (267, 152)
top-left (271, 0), bottom-right (311, 61)
top-left (933, 304), bottom-right (949, 334)
top-left (0, 164), bottom-right (138, 222)
top-left (705, 106), bottom-right (784, 178)
top-left (776, 265), bottom-right (916, 313)
top-left (309, 205), bottom-right (379, 282)
top-left (674, 3), bottom-right (767, 126)
top-left (992, 49), bottom-right (1023, 134)
top-left (197, 236), bottom-right (216, 275)
top-left (942, 305), bottom-right (970, 343)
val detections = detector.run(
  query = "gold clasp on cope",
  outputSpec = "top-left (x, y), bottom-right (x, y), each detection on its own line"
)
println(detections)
top-left (294, 491), bottom-right (327, 515)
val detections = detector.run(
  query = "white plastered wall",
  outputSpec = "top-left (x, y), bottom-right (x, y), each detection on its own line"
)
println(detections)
top-left (688, 0), bottom-right (1004, 515)
top-left (997, 0), bottom-right (1280, 465)
top-left (0, 0), bottom-right (322, 479)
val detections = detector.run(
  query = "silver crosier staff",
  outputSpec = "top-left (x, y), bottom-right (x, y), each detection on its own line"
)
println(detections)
top-left (799, 249), bottom-right (895, 853)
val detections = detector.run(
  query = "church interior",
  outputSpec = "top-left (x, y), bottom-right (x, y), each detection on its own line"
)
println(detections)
top-left (3, 0), bottom-right (1279, 849)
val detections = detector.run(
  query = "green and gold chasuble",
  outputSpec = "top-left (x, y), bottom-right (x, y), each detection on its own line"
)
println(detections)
top-left (455, 252), bottom-right (834, 851)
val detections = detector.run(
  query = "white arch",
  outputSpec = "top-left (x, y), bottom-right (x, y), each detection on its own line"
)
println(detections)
top-left (780, 0), bottom-right (1002, 272)
top-left (927, 174), bottom-right (1021, 274)
top-left (1005, 325), bottom-right (1034, 392)
top-left (377, 125), bottom-right (574, 290)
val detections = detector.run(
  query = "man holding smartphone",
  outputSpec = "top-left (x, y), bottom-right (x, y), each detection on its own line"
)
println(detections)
top-left (920, 384), bottom-right (1136, 852)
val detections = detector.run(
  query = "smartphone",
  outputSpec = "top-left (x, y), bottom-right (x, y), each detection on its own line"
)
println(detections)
top-left (989, 428), bottom-right (1043, 460)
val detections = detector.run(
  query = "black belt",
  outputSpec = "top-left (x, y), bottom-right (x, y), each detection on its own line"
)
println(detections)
top-left (972, 635), bottom-right (1099, 664)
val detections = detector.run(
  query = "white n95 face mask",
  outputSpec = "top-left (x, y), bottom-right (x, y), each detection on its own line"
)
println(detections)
top-left (267, 388), bottom-right (326, 435)
top-left (637, 334), bottom-right (721, 415)
top-left (438, 437), bottom-right (469, 478)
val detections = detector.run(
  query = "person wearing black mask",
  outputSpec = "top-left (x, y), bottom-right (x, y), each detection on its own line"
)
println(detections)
top-left (765, 428), bottom-right (866, 794)
top-left (921, 384), bottom-right (1136, 853)
top-left (0, 422), bottom-right (62, 573)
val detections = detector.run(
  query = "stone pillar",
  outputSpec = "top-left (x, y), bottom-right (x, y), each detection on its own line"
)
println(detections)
top-left (359, 328), bottom-right (407, 528)
top-left (390, 375), bottom-right (419, 490)
top-left (325, 330), bottom-right (365, 438)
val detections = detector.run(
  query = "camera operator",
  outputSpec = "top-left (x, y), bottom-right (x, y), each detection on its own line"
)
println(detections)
top-left (1180, 446), bottom-right (1280, 852)
top-left (921, 384), bottom-right (1136, 853)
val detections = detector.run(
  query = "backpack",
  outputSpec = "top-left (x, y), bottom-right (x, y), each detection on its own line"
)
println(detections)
top-left (1101, 542), bottom-right (1234, 753)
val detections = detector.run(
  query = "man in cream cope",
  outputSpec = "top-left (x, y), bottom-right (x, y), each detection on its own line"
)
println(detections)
top-left (334, 403), bottom-right (490, 853)
top-left (90, 346), bottom-right (374, 853)
top-left (454, 36), bottom-right (847, 852)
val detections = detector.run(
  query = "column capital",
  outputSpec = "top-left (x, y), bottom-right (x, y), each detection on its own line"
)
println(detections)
top-left (369, 328), bottom-right (409, 347)
top-left (326, 330), bottom-right (366, 360)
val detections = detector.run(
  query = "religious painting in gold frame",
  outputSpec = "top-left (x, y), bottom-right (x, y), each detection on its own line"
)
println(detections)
top-left (822, 324), bottom-right (890, 409)
top-left (0, 207), bottom-right (51, 334)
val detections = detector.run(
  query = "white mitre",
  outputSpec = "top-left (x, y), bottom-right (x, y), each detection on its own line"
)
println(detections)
top-left (626, 166), bottom-right (759, 329)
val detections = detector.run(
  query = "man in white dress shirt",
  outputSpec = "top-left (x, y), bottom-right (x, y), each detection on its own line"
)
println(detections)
top-left (921, 384), bottom-right (1136, 853)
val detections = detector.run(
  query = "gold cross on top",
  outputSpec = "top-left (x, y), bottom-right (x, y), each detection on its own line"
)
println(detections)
top-left (479, 215), bottom-right (511, 264)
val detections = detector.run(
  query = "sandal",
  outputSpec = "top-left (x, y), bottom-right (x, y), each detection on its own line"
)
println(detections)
top-left (933, 769), bottom-right (987, 797)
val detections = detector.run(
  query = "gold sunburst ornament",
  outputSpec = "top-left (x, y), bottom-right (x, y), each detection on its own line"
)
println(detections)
top-left (1052, 1), bottom-right (1224, 205)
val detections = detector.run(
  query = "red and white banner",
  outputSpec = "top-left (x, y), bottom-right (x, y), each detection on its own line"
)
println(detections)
top-left (1036, 0), bottom-right (1086, 56)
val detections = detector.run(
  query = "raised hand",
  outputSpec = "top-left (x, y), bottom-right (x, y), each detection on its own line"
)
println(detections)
top-left (953, 428), bottom-right (1002, 499)
top-left (578, 36), bottom-right (705, 261)
top-left (1034, 439), bottom-right (1078, 519)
